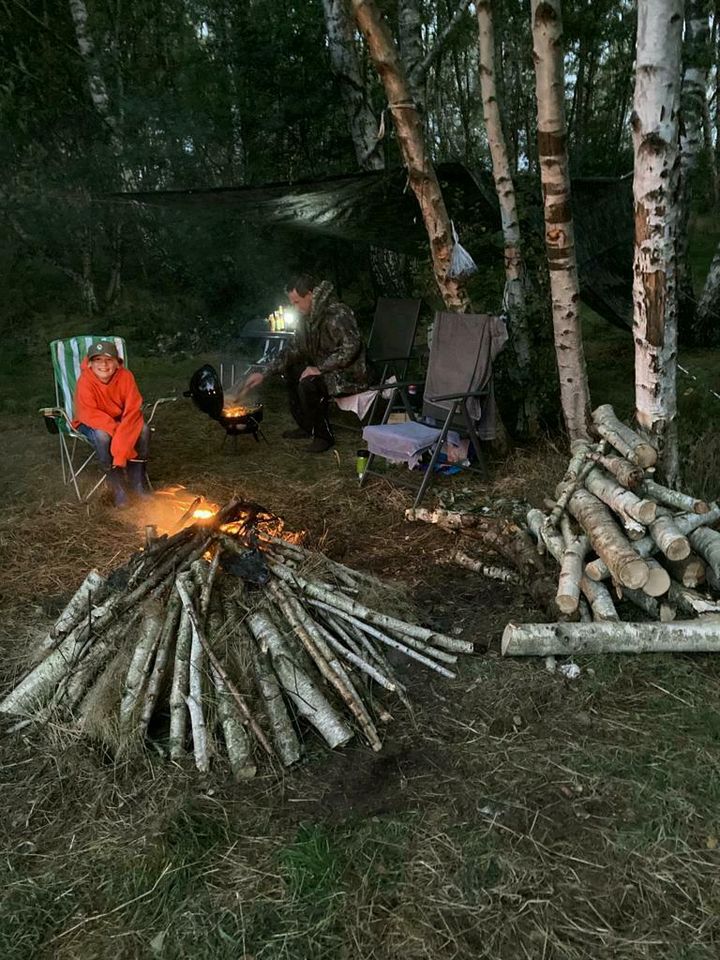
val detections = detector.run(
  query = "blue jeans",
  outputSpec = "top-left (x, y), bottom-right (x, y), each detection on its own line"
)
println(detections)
top-left (77, 423), bottom-right (150, 470)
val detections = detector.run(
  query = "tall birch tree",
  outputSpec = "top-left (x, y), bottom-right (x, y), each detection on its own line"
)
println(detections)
top-left (322, 0), bottom-right (384, 170)
top-left (476, 0), bottom-right (534, 431)
top-left (678, 0), bottom-right (712, 335)
top-left (351, 0), bottom-right (470, 310)
top-left (631, 0), bottom-right (684, 483)
top-left (530, 0), bottom-right (591, 440)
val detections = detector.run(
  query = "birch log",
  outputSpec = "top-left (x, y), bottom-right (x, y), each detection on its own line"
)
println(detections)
top-left (688, 527), bottom-right (720, 579)
top-left (648, 514), bottom-right (691, 561)
top-left (631, 0), bottom-right (683, 482)
top-left (249, 609), bottom-right (353, 750)
top-left (579, 576), bottom-right (619, 621)
top-left (641, 478), bottom-right (709, 514)
top-left (668, 581), bottom-right (720, 617)
top-left (530, 0), bottom-right (591, 440)
top-left (591, 404), bottom-right (657, 468)
top-left (211, 664), bottom-right (256, 780)
top-left (586, 452), bottom-right (643, 489)
top-left (250, 643), bottom-right (302, 767)
top-left (556, 536), bottom-right (589, 614)
top-left (568, 489), bottom-right (649, 589)
top-left (119, 601), bottom-right (164, 732)
top-left (620, 588), bottom-right (676, 622)
top-left (502, 619), bottom-right (720, 656)
top-left (584, 467), bottom-right (657, 524)
top-left (642, 558), bottom-right (672, 597)
top-left (666, 554), bottom-right (707, 588)
top-left (40, 570), bottom-right (109, 651)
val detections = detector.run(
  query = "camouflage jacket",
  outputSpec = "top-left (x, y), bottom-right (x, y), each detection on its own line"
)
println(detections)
top-left (275, 281), bottom-right (368, 396)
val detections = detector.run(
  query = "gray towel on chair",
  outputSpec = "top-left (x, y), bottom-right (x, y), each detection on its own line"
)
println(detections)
top-left (423, 312), bottom-right (508, 440)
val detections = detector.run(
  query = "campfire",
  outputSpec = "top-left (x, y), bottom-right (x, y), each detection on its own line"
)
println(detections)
top-left (0, 498), bottom-right (472, 777)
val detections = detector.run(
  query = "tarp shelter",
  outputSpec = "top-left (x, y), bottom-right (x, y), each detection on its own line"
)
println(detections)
top-left (112, 163), bottom-right (633, 329)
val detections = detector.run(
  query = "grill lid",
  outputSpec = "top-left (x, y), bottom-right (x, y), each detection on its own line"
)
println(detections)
top-left (184, 364), bottom-right (224, 420)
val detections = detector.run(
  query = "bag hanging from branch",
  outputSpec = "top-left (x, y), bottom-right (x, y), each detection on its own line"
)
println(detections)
top-left (448, 221), bottom-right (478, 280)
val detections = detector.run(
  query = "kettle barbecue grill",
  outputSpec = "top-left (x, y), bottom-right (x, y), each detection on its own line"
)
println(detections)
top-left (184, 364), bottom-right (266, 451)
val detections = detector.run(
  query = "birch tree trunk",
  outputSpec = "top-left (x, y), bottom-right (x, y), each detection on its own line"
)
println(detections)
top-left (530, 0), bottom-right (591, 440)
top-left (322, 0), bottom-right (385, 170)
top-left (477, 0), bottom-right (534, 431)
top-left (631, 0), bottom-right (684, 485)
top-left (352, 0), bottom-right (470, 310)
top-left (696, 239), bottom-right (720, 340)
top-left (679, 0), bottom-right (713, 336)
top-left (68, 0), bottom-right (130, 307)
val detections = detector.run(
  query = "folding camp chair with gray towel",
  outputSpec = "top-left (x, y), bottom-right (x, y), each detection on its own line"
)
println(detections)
top-left (40, 335), bottom-right (175, 501)
top-left (360, 312), bottom-right (507, 507)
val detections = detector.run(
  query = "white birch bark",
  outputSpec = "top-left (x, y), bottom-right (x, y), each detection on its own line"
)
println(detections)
top-left (502, 618), bottom-right (720, 656)
top-left (678, 0), bottom-right (712, 323)
top-left (696, 240), bottom-right (720, 335)
top-left (352, 0), bottom-right (470, 310)
top-left (631, 0), bottom-right (683, 482)
top-left (530, 0), bottom-right (591, 440)
top-left (476, 0), bottom-right (533, 426)
top-left (322, 0), bottom-right (384, 169)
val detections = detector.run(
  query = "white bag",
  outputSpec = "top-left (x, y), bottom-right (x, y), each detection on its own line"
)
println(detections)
top-left (448, 221), bottom-right (478, 279)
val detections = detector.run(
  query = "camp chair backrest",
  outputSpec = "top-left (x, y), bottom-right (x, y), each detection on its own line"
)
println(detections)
top-left (50, 336), bottom-right (127, 420)
top-left (366, 298), bottom-right (421, 366)
top-left (421, 313), bottom-right (496, 424)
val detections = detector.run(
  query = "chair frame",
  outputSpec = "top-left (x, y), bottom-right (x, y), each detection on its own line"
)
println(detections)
top-left (43, 336), bottom-right (175, 502)
top-left (359, 381), bottom-right (489, 508)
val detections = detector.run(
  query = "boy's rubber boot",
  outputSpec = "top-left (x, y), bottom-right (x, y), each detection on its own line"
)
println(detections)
top-left (107, 468), bottom-right (130, 509)
top-left (127, 459), bottom-right (152, 498)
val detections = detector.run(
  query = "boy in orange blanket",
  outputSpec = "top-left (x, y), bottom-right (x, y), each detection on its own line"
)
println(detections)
top-left (73, 340), bottom-right (151, 508)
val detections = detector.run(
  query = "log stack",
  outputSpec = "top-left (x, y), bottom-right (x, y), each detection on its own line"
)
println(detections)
top-left (504, 404), bottom-right (720, 656)
top-left (0, 499), bottom-right (472, 776)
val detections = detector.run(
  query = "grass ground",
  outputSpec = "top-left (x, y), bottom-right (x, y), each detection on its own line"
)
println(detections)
top-left (2, 244), bottom-right (720, 958)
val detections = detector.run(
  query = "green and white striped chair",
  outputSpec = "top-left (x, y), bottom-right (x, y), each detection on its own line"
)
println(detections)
top-left (41, 336), bottom-right (173, 501)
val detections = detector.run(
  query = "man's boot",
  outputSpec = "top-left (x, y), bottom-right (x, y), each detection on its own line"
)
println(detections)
top-left (107, 468), bottom-right (130, 509)
top-left (127, 459), bottom-right (151, 498)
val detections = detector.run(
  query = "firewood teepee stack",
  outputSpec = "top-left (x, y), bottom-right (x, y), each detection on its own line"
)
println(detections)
top-left (504, 404), bottom-right (720, 657)
top-left (0, 499), bottom-right (472, 777)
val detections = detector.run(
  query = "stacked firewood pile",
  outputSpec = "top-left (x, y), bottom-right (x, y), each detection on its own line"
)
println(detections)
top-left (0, 499), bottom-right (472, 777)
top-left (503, 404), bottom-right (720, 657)
top-left (405, 404), bottom-right (720, 658)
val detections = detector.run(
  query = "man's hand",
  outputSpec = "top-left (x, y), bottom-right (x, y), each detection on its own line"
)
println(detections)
top-left (243, 371), bottom-right (265, 391)
top-left (300, 366), bottom-right (321, 380)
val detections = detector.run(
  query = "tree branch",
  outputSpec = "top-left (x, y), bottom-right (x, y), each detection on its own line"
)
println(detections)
top-left (412, 0), bottom-right (471, 84)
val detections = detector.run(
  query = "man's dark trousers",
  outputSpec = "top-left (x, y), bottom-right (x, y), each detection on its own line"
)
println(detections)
top-left (285, 361), bottom-right (334, 442)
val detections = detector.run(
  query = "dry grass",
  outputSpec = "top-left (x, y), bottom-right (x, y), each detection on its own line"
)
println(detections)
top-left (3, 371), bottom-right (720, 959)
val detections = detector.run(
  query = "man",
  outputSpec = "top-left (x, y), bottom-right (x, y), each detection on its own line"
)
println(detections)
top-left (72, 340), bottom-right (151, 508)
top-left (244, 275), bottom-right (367, 453)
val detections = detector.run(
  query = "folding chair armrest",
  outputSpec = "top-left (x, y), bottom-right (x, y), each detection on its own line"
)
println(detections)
top-left (146, 396), bottom-right (177, 424)
top-left (367, 378), bottom-right (423, 392)
top-left (40, 406), bottom-right (72, 424)
top-left (427, 389), bottom-right (490, 403)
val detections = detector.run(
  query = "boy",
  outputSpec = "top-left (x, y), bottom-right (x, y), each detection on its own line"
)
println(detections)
top-left (72, 340), bottom-right (151, 508)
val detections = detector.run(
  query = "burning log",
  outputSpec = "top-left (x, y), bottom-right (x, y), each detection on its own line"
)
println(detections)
top-left (1, 497), bottom-right (472, 774)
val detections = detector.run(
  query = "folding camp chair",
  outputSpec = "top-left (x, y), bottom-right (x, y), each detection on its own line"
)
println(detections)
top-left (333, 297), bottom-right (422, 427)
top-left (360, 312), bottom-right (504, 508)
top-left (41, 335), bottom-right (175, 502)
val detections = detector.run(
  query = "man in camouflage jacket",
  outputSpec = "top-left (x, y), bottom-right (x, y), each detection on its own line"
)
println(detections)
top-left (244, 275), bottom-right (367, 453)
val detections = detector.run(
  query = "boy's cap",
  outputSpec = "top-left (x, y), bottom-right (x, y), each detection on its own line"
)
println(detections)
top-left (88, 340), bottom-right (119, 360)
